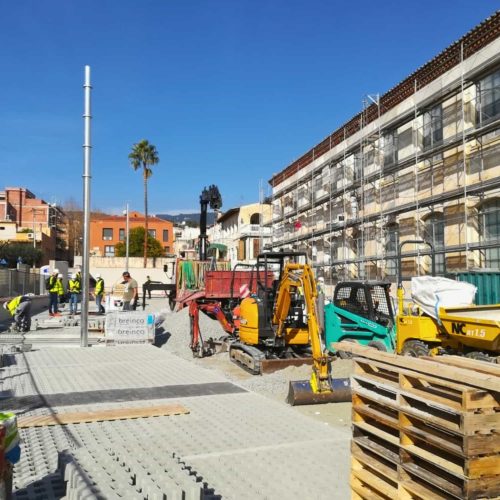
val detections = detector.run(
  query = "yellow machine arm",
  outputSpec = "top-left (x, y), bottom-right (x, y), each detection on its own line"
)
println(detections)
top-left (272, 263), bottom-right (332, 393)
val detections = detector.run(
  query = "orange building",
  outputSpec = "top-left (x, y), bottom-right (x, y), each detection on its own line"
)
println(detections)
top-left (0, 187), bottom-right (65, 264)
top-left (90, 211), bottom-right (174, 257)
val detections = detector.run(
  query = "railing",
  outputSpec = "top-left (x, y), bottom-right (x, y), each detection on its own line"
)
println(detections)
top-left (239, 225), bottom-right (272, 236)
top-left (0, 269), bottom-right (42, 298)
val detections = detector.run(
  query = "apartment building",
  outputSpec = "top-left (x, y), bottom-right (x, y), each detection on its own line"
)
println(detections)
top-left (210, 202), bottom-right (272, 266)
top-left (0, 187), bottom-right (65, 264)
top-left (90, 211), bottom-right (174, 257)
top-left (269, 13), bottom-right (500, 283)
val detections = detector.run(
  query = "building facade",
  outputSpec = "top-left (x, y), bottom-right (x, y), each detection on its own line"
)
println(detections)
top-left (90, 211), bottom-right (174, 257)
top-left (173, 223), bottom-right (199, 258)
top-left (210, 202), bottom-right (272, 266)
top-left (269, 13), bottom-right (500, 283)
top-left (0, 187), bottom-right (65, 264)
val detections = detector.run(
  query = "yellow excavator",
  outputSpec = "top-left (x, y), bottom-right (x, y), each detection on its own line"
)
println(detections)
top-left (232, 252), bottom-right (350, 405)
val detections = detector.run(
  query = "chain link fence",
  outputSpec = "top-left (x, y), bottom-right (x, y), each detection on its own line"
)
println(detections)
top-left (0, 269), bottom-right (42, 298)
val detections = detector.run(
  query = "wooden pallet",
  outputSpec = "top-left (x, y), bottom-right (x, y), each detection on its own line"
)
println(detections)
top-left (337, 342), bottom-right (500, 500)
top-left (17, 403), bottom-right (189, 428)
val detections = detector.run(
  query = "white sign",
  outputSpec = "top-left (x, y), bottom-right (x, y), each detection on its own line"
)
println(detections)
top-left (105, 312), bottom-right (155, 345)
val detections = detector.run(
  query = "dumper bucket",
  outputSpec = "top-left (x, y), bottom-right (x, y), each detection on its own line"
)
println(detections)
top-left (286, 378), bottom-right (351, 406)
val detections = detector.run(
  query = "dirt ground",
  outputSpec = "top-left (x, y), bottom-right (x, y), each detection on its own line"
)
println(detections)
top-left (159, 305), bottom-right (353, 429)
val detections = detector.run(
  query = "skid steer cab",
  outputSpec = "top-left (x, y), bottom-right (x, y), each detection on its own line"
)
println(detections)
top-left (324, 281), bottom-right (396, 355)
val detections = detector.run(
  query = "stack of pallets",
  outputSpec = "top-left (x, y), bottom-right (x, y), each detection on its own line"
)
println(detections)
top-left (337, 343), bottom-right (500, 499)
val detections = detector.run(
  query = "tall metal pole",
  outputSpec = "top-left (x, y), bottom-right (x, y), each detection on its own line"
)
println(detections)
top-left (81, 65), bottom-right (92, 348)
top-left (125, 203), bottom-right (130, 272)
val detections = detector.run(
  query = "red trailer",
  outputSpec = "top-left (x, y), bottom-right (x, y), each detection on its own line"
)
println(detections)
top-left (175, 262), bottom-right (273, 357)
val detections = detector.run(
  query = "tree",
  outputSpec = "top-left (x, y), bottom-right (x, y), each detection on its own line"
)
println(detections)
top-left (0, 242), bottom-right (42, 267)
top-left (115, 226), bottom-right (164, 258)
top-left (128, 140), bottom-right (160, 267)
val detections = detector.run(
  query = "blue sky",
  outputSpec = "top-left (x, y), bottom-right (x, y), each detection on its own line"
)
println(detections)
top-left (1, 1), bottom-right (498, 215)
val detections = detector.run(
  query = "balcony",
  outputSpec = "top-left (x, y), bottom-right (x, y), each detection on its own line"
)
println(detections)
top-left (239, 224), bottom-right (272, 237)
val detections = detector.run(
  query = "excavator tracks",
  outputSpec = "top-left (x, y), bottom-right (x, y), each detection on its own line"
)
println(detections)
top-left (229, 343), bottom-right (313, 375)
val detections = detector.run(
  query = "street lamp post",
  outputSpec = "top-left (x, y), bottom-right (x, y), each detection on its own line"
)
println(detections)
top-left (124, 203), bottom-right (129, 272)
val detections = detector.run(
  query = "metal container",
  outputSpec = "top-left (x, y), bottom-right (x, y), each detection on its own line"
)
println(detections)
top-left (454, 271), bottom-right (500, 305)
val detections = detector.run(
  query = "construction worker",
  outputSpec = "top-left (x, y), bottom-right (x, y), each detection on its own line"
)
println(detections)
top-left (47, 269), bottom-right (62, 317)
top-left (95, 273), bottom-right (105, 314)
top-left (3, 295), bottom-right (32, 332)
top-left (68, 273), bottom-right (81, 315)
top-left (57, 273), bottom-right (66, 306)
top-left (317, 277), bottom-right (326, 295)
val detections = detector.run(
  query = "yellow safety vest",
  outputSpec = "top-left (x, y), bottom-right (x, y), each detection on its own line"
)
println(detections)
top-left (6, 296), bottom-right (23, 316)
top-left (69, 279), bottom-right (81, 293)
top-left (48, 276), bottom-right (63, 294)
top-left (95, 278), bottom-right (104, 295)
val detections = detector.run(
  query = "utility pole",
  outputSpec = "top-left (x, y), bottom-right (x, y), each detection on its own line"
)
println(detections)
top-left (125, 203), bottom-right (129, 272)
top-left (81, 65), bottom-right (92, 348)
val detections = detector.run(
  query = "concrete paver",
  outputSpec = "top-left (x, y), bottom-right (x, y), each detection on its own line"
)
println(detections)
top-left (2, 345), bottom-right (351, 499)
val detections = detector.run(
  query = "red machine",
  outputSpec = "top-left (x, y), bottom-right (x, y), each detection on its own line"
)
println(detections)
top-left (178, 268), bottom-right (273, 357)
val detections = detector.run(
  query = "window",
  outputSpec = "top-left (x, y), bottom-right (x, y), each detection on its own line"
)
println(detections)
top-left (148, 229), bottom-right (156, 238)
top-left (479, 200), bottom-right (500, 269)
top-left (102, 228), bottom-right (113, 241)
top-left (423, 104), bottom-right (443, 150)
top-left (477, 69), bottom-right (500, 125)
top-left (250, 213), bottom-right (260, 224)
top-left (424, 213), bottom-right (445, 274)
top-left (383, 131), bottom-right (398, 168)
top-left (385, 224), bottom-right (399, 277)
top-left (104, 245), bottom-right (115, 257)
top-left (119, 228), bottom-right (125, 241)
top-left (163, 229), bottom-right (169, 242)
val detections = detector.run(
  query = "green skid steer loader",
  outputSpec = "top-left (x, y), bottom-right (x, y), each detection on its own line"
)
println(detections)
top-left (324, 281), bottom-right (396, 356)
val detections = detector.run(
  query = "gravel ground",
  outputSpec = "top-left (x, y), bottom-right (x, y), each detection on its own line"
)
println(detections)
top-left (159, 305), bottom-right (353, 427)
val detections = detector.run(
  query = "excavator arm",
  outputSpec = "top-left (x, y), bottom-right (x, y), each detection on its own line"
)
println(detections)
top-left (284, 263), bottom-right (351, 406)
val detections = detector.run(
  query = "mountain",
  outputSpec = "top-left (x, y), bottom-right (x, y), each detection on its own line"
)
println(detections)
top-left (155, 212), bottom-right (216, 226)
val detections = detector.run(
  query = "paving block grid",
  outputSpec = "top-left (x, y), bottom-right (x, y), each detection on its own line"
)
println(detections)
top-left (2, 345), bottom-right (350, 499)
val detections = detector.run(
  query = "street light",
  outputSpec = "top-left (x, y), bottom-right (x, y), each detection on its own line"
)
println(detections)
top-left (123, 203), bottom-right (129, 272)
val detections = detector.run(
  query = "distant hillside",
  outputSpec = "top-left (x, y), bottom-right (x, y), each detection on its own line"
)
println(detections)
top-left (155, 212), bottom-right (216, 226)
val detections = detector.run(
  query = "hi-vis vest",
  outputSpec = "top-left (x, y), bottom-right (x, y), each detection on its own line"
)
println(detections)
top-left (95, 278), bottom-right (104, 295)
top-left (48, 276), bottom-right (63, 294)
top-left (69, 279), bottom-right (81, 293)
top-left (6, 296), bottom-right (23, 316)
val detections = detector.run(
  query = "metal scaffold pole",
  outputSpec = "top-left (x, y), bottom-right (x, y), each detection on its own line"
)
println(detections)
top-left (81, 65), bottom-right (92, 348)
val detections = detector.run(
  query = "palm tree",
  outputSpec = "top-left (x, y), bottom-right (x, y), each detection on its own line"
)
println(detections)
top-left (128, 139), bottom-right (160, 267)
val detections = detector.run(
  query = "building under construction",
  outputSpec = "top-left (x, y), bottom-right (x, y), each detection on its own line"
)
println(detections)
top-left (269, 12), bottom-right (500, 283)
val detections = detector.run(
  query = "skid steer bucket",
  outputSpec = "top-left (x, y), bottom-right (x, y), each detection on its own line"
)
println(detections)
top-left (286, 377), bottom-right (351, 406)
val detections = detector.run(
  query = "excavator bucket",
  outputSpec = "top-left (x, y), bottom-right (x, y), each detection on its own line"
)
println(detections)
top-left (286, 377), bottom-right (351, 406)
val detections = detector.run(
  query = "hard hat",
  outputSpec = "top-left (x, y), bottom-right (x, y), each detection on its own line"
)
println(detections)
top-left (71, 273), bottom-right (77, 279)
top-left (53, 268), bottom-right (59, 274)
top-left (95, 273), bottom-right (101, 278)
top-left (58, 273), bottom-right (63, 278)
top-left (3, 302), bottom-right (7, 310)
top-left (318, 277), bottom-right (325, 282)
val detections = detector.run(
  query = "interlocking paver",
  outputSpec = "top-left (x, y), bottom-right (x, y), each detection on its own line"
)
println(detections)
top-left (6, 345), bottom-right (350, 499)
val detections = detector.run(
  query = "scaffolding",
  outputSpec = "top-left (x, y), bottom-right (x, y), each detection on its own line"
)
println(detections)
top-left (268, 19), bottom-right (500, 285)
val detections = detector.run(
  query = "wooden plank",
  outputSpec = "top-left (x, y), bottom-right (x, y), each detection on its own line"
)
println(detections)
top-left (350, 474), bottom-right (391, 500)
top-left (352, 437), bottom-right (399, 469)
top-left (400, 451), bottom-right (500, 499)
top-left (352, 420), bottom-right (400, 447)
top-left (333, 342), bottom-right (500, 392)
top-left (403, 442), bottom-right (500, 479)
top-left (353, 400), bottom-right (399, 432)
top-left (18, 403), bottom-right (189, 428)
top-left (351, 457), bottom-right (397, 499)
top-left (352, 374), bottom-right (399, 402)
top-left (352, 384), bottom-right (400, 412)
top-left (421, 355), bottom-right (500, 377)
top-left (400, 411), bottom-right (500, 456)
